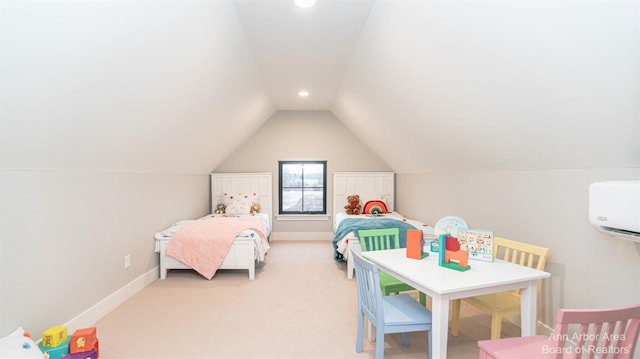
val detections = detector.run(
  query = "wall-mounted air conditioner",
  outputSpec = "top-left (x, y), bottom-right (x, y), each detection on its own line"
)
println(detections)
top-left (588, 180), bottom-right (640, 242)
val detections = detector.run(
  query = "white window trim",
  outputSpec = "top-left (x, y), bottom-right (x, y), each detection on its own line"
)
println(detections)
top-left (276, 214), bottom-right (330, 221)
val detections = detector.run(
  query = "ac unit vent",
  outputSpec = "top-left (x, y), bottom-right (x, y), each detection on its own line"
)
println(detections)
top-left (600, 227), bottom-right (640, 237)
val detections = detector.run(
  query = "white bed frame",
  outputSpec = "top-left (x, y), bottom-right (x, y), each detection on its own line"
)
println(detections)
top-left (333, 172), bottom-right (395, 278)
top-left (158, 172), bottom-right (273, 280)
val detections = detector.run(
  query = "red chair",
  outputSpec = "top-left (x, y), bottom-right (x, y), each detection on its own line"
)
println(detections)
top-left (478, 303), bottom-right (640, 359)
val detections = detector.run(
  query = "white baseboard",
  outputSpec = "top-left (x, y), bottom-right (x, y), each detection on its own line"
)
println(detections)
top-left (63, 267), bottom-right (159, 332)
top-left (537, 320), bottom-right (554, 336)
top-left (270, 231), bottom-right (333, 241)
top-left (506, 315), bottom-right (554, 337)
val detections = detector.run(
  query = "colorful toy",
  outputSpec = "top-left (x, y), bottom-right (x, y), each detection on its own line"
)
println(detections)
top-left (38, 337), bottom-right (69, 359)
top-left (344, 194), bottom-right (361, 215)
top-left (62, 349), bottom-right (96, 359)
top-left (214, 203), bottom-right (226, 214)
top-left (430, 239), bottom-right (439, 252)
top-left (446, 248), bottom-right (469, 268)
top-left (406, 229), bottom-right (428, 259)
top-left (249, 202), bottom-right (260, 214)
top-left (69, 327), bottom-right (96, 355)
top-left (438, 234), bottom-right (470, 271)
top-left (42, 326), bottom-right (67, 348)
top-left (362, 200), bottom-right (389, 215)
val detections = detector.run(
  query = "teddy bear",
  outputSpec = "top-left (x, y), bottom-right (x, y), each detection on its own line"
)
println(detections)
top-left (250, 202), bottom-right (261, 214)
top-left (344, 194), bottom-right (361, 215)
top-left (214, 203), bottom-right (226, 214)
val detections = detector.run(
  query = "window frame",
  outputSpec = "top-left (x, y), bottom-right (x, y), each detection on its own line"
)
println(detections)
top-left (278, 160), bottom-right (327, 215)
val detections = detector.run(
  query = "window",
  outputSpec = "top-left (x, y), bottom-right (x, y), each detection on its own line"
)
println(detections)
top-left (279, 161), bottom-right (327, 215)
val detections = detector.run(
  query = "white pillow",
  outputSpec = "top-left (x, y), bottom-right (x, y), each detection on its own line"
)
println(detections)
top-left (0, 327), bottom-right (45, 358)
top-left (223, 192), bottom-right (258, 215)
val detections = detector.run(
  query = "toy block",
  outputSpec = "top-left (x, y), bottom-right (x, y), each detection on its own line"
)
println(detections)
top-left (406, 229), bottom-right (428, 259)
top-left (94, 339), bottom-right (99, 358)
top-left (437, 233), bottom-right (448, 266)
top-left (445, 235), bottom-right (461, 251)
top-left (69, 327), bottom-right (96, 354)
top-left (437, 234), bottom-right (472, 271)
top-left (42, 326), bottom-right (68, 348)
top-left (429, 239), bottom-right (440, 252)
top-left (442, 261), bottom-right (471, 271)
top-left (39, 337), bottom-right (70, 359)
top-left (62, 349), bottom-right (97, 359)
top-left (445, 249), bottom-right (469, 267)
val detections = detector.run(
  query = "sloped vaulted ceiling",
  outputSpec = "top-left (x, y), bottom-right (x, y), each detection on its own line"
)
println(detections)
top-left (1, 0), bottom-right (272, 174)
top-left (233, 0), bottom-right (638, 174)
top-left (333, 0), bottom-right (640, 173)
top-left (2, 0), bottom-right (638, 174)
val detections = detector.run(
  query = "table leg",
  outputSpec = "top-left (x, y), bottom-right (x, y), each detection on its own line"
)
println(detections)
top-left (520, 280), bottom-right (537, 336)
top-left (431, 296), bottom-right (449, 359)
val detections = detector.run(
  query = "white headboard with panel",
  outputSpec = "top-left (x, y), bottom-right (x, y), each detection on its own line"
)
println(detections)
top-left (332, 172), bottom-right (395, 216)
top-left (210, 172), bottom-right (273, 221)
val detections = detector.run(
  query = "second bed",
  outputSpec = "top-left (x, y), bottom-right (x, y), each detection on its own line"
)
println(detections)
top-left (332, 172), bottom-right (435, 279)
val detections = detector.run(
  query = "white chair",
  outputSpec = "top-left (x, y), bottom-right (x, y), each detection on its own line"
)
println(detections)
top-left (351, 248), bottom-right (433, 359)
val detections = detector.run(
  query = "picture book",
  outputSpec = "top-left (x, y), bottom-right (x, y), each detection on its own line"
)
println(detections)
top-left (456, 229), bottom-right (494, 262)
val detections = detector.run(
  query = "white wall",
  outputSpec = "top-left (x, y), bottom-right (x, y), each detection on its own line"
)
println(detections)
top-left (396, 169), bottom-right (640, 327)
top-left (0, 0), bottom-right (271, 337)
top-left (214, 110), bottom-right (392, 235)
top-left (0, 171), bottom-right (209, 336)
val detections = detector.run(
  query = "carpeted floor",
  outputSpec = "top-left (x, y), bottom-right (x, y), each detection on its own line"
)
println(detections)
top-left (94, 240), bottom-right (521, 358)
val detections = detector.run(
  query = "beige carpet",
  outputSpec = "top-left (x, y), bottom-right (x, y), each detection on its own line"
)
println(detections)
top-left (94, 241), bottom-right (520, 358)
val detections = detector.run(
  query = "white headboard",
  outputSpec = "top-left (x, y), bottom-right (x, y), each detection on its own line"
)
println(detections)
top-left (332, 172), bottom-right (395, 216)
top-left (210, 172), bottom-right (273, 220)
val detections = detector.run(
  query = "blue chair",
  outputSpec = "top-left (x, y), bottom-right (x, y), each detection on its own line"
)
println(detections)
top-left (358, 228), bottom-right (427, 306)
top-left (351, 248), bottom-right (433, 359)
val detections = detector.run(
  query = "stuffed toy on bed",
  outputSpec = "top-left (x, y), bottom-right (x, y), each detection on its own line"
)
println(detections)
top-left (344, 194), bottom-right (361, 215)
top-left (214, 203), bottom-right (226, 214)
top-left (250, 202), bottom-right (260, 214)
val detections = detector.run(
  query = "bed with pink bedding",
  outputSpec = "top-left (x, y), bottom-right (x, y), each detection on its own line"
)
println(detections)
top-left (162, 214), bottom-right (269, 279)
top-left (155, 172), bottom-right (273, 280)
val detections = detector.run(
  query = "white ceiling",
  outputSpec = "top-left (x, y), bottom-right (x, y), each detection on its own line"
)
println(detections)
top-left (235, 0), bottom-right (639, 173)
top-left (233, 0), bottom-right (374, 110)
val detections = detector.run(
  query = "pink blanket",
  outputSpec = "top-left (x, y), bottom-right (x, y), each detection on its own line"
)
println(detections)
top-left (166, 216), bottom-right (267, 280)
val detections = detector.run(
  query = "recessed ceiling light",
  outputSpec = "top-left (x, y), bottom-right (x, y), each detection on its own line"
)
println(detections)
top-left (295, 0), bottom-right (317, 8)
top-left (298, 90), bottom-right (310, 97)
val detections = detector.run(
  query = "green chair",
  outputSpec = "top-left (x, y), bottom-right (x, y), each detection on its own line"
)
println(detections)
top-left (358, 228), bottom-right (427, 306)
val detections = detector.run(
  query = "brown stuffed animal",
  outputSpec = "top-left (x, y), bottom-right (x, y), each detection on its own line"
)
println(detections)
top-left (250, 202), bottom-right (261, 214)
top-left (344, 194), bottom-right (361, 215)
top-left (214, 203), bottom-right (226, 214)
